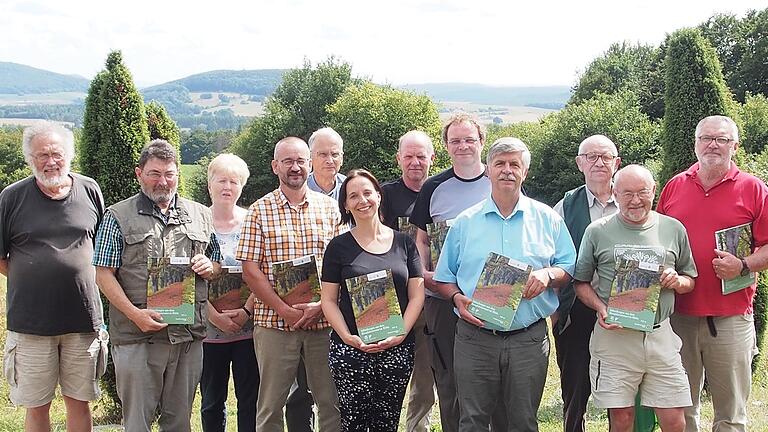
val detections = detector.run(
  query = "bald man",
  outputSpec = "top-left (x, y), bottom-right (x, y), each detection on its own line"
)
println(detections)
top-left (574, 165), bottom-right (697, 432)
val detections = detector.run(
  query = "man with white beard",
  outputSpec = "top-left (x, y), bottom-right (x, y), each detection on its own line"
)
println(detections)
top-left (0, 121), bottom-right (107, 431)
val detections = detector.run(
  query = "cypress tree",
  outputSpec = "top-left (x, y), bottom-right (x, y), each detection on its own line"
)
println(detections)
top-left (145, 101), bottom-right (184, 194)
top-left (79, 71), bottom-right (106, 179)
top-left (659, 28), bottom-right (737, 185)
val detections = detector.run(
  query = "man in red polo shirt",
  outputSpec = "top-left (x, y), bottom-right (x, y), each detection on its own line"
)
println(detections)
top-left (657, 115), bottom-right (768, 432)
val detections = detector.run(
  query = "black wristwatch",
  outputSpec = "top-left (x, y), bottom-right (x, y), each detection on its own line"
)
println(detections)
top-left (241, 306), bottom-right (253, 318)
top-left (740, 258), bottom-right (750, 277)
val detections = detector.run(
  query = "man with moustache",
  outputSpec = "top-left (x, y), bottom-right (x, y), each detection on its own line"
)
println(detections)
top-left (433, 138), bottom-right (576, 432)
top-left (0, 121), bottom-right (106, 431)
top-left (93, 139), bottom-right (222, 431)
top-left (380, 130), bottom-right (437, 432)
top-left (657, 115), bottom-right (768, 432)
top-left (409, 113), bottom-right (491, 432)
top-left (307, 127), bottom-right (346, 200)
top-left (552, 135), bottom-right (620, 432)
top-left (574, 165), bottom-right (696, 432)
top-left (237, 137), bottom-right (342, 432)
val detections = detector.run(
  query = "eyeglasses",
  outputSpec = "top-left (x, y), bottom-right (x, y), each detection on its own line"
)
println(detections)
top-left (578, 153), bottom-right (617, 164)
top-left (698, 136), bottom-right (733, 145)
top-left (618, 189), bottom-right (654, 200)
top-left (279, 158), bottom-right (309, 168)
top-left (314, 151), bottom-right (342, 160)
top-left (447, 137), bottom-right (481, 146)
top-left (145, 171), bottom-right (178, 181)
top-left (32, 152), bottom-right (65, 163)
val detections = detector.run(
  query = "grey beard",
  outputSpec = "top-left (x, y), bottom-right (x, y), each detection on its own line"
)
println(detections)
top-left (32, 166), bottom-right (70, 189)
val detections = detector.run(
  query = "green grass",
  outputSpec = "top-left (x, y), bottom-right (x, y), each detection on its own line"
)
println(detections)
top-left (1, 271), bottom-right (766, 431)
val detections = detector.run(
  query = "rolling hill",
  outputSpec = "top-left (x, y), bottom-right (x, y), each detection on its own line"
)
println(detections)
top-left (0, 62), bottom-right (89, 94)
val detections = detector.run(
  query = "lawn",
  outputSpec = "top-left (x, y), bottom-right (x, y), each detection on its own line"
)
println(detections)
top-left (1, 273), bottom-right (766, 431)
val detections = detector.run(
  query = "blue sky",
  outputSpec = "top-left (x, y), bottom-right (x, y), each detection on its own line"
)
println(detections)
top-left (1, 0), bottom-right (765, 87)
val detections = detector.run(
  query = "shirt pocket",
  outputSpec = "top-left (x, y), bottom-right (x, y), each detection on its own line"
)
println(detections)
top-left (124, 232), bottom-right (152, 265)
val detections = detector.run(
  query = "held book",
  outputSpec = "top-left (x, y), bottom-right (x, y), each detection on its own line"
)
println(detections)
top-left (345, 269), bottom-right (404, 344)
top-left (427, 219), bottom-right (454, 270)
top-left (147, 256), bottom-right (195, 325)
top-left (271, 255), bottom-right (321, 306)
top-left (397, 216), bottom-right (418, 240)
top-left (606, 257), bottom-right (662, 332)
top-left (715, 222), bottom-right (755, 294)
top-left (468, 252), bottom-right (531, 331)
top-left (208, 266), bottom-right (249, 311)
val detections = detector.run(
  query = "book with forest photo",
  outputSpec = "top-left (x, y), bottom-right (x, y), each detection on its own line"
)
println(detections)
top-left (397, 216), bottom-right (418, 240)
top-left (715, 222), bottom-right (755, 294)
top-left (468, 252), bottom-right (531, 331)
top-left (271, 254), bottom-right (321, 306)
top-left (345, 269), bottom-right (404, 344)
top-left (208, 266), bottom-right (249, 311)
top-left (426, 218), bottom-right (454, 270)
top-left (606, 256), bottom-right (662, 332)
top-left (147, 256), bottom-right (195, 324)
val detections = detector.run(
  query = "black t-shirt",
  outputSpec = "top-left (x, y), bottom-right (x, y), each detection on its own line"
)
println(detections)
top-left (380, 177), bottom-right (419, 230)
top-left (321, 231), bottom-right (422, 344)
top-left (0, 174), bottom-right (105, 335)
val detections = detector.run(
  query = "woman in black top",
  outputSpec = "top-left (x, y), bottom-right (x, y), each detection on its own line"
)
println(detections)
top-left (321, 169), bottom-right (424, 432)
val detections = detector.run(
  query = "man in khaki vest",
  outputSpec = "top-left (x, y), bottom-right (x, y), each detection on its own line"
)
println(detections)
top-left (93, 139), bottom-right (222, 432)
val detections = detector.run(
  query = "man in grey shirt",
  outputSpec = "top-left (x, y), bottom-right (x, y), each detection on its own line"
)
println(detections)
top-left (307, 127), bottom-right (346, 200)
top-left (0, 121), bottom-right (106, 431)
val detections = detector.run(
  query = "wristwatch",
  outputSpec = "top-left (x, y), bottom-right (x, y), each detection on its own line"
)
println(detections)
top-left (740, 258), bottom-right (750, 277)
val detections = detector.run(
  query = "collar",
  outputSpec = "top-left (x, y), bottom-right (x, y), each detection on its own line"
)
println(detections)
top-left (137, 193), bottom-right (191, 224)
top-left (274, 188), bottom-right (309, 209)
top-left (584, 184), bottom-right (616, 207)
top-left (481, 193), bottom-right (530, 220)
top-left (308, 172), bottom-right (342, 194)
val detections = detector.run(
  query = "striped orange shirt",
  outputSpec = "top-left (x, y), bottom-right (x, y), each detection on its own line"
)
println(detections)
top-left (236, 188), bottom-right (344, 330)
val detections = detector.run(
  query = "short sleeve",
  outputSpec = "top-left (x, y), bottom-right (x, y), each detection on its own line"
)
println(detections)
top-left (405, 234), bottom-right (423, 278)
top-left (409, 186), bottom-right (433, 231)
top-left (92, 211), bottom-right (124, 268)
top-left (236, 204), bottom-right (263, 263)
top-left (573, 224), bottom-right (598, 282)
top-left (321, 235), bottom-right (344, 284)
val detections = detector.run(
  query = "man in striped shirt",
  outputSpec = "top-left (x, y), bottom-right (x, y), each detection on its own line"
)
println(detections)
top-left (236, 136), bottom-right (344, 432)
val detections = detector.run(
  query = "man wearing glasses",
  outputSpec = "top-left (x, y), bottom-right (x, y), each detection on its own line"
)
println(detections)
top-left (0, 121), bottom-right (106, 431)
top-left (552, 135), bottom-right (620, 432)
top-left (94, 139), bottom-right (222, 430)
top-left (409, 113), bottom-right (491, 432)
top-left (237, 137), bottom-right (343, 432)
top-left (307, 127), bottom-right (346, 200)
top-left (657, 115), bottom-right (768, 432)
top-left (575, 165), bottom-right (696, 432)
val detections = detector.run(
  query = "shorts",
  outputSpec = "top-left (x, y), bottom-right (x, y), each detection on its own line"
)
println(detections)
top-left (588, 319), bottom-right (691, 409)
top-left (3, 330), bottom-right (109, 407)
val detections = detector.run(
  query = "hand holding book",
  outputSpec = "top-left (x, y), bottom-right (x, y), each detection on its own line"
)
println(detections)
top-left (712, 249), bottom-right (748, 280)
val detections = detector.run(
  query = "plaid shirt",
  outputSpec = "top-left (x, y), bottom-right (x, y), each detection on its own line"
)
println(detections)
top-left (236, 188), bottom-right (344, 330)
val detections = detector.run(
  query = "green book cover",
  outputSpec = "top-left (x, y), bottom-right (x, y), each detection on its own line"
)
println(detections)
top-left (271, 255), bottom-right (321, 306)
top-left (346, 269), bottom-right (404, 344)
top-left (397, 216), bottom-right (418, 240)
top-left (468, 252), bottom-right (530, 331)
top-left (147, 256), bottom-right (195, 325)
top-left (606, 257), bottom-right (662, 332)
top-left (427, 219), bottom-right (454, 270)
top-left (715, 222), bottom-right (755, 295)
top-left (208, 266), bottom-right (249, 311)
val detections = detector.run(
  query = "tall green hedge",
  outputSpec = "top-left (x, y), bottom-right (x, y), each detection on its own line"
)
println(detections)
top-left (659, 28), bottom-right (738, 185)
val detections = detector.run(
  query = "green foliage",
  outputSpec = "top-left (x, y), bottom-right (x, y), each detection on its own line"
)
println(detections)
top-left (525, 91), bottom-right (660, 206)
top-left (659, 28), bottom-right (738, 185)
top-left (327, 82), bottom-right (443, 182)
top-left (0, 127), bottom-right (29, 190)
top-left (755, 271), bottom-right (768, 372)
top-left (145, 101), bottom-right (180, 148)
top-left (80, 71), bottom-right (106, 178)
top-left (740, 93), bottom-right (768, 154)
top-left (230, 58), bottom-right (354, 204)
top-left (180, 129), bottom-right (234, 164)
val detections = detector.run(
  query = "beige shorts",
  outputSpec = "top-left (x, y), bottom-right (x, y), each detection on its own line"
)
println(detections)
top-left (3, 330), bottom-right (109, 407)
top-left (588, 319), bottom-right (692, 409)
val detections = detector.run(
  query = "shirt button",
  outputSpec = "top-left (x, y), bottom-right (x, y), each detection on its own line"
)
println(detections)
top-left (705, 193), bottom-right (709, 197)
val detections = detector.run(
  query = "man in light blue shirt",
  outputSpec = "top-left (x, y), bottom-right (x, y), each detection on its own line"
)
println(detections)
top-left (434, 137), bottom-right (576, 432)
top-left (307, 127), bottom-right (346, 200)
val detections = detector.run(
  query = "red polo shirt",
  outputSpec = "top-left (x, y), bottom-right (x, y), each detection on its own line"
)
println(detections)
top-left (657, 162), bottom-right (768, 316)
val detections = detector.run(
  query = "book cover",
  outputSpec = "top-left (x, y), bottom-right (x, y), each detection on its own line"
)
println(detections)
top-left (715, 222), bottom-right (755, 294)
top-left (271, 255), bottom-right (321, 306)
top-left (208, 266), bottom-right (249, 311)
top-left (468, 252), bottom-right (530, 331)
top-left (606, 256), bottom-right (662, 332)
top-left (345, 269), bottom-right (405, 344)
top-left (397, 216), bottom-right (418, 240)
top-left (147, 256), bottom-right (195, 325)
top-left (427, 219), bottom-right (454, 270)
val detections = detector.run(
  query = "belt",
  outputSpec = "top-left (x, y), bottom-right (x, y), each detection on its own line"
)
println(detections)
top-left (478, 318), bottom-right (544, 336)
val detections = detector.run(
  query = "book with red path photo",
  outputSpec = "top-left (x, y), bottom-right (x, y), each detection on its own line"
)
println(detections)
top-left (345, 269), bottom-right (404, 344)
top-left (271, 255), bottom-right (321, 305)
top-left (147, 256), bottom-right (195, 325)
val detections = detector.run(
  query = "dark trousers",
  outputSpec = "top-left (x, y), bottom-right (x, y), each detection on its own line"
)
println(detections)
top-left (200, 339), bottom-right (259, 432)
top-left (285, 358), bottom-right (315, 432)
top-left (553, 299), bottom-right (597, 432)
top-left (328, 338), bottom-right (415, 432)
